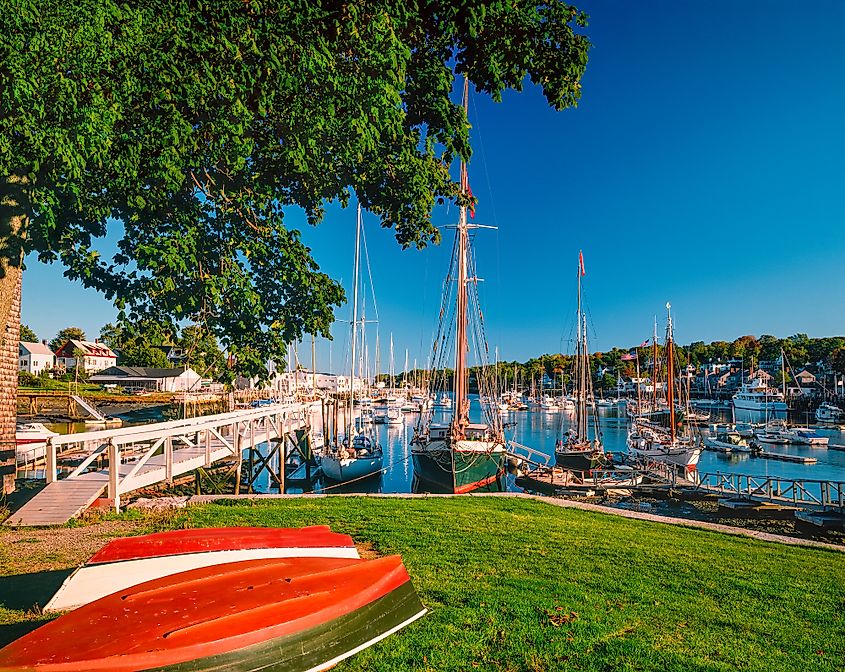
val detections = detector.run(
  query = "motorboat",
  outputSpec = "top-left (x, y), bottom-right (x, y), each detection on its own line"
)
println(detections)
top-left (732, 376), bottom-right (788, 414)
top-left (703, 429), bottom-right (752, 453)
top-left (815, 402), bottom-right (843, 423)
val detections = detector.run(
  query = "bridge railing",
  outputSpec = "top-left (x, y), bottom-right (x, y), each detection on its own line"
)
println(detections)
top-left (694, 471), bottom-right (845, 511)
top-left (42, 403), bottom-right (312, 489)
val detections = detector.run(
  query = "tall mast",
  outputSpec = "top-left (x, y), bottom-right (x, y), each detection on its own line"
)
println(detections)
top-left (453, 76), bottom-right (471, 434)
top-left (666, 303), bottom-right (676, 443)
top-left (576, 257), bottom-right (585, 440)
top-left (652, 317), bottom-right (658, 410)
top-left (348, 203), bottom-right (362, 435)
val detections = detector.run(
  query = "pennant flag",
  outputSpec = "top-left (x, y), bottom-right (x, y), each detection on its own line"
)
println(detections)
top-left (578, 250), bottom-right (586, 276)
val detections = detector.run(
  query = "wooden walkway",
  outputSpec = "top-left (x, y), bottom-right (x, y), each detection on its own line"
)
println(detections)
top-left (7, 403), bottom-right (311, 527)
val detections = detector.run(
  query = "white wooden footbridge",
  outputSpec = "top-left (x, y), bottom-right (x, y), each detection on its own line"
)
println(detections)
top-left (7, 403), bottom-right (311, 527)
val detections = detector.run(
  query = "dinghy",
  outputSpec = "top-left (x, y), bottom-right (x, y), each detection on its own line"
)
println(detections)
top-left (45, 525), bottom-right (359, 612)
top-left (1, 556), bottom-right (426, 672)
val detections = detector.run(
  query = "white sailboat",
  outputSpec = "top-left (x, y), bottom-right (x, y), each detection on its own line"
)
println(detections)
top-left (321, 204), bottom-right (384, 483)
top-left (627, 304), bottom-right (702, 470)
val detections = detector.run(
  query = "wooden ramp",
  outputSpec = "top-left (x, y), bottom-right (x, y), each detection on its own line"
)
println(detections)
top-left (6, 479), bottom-right (107, 526)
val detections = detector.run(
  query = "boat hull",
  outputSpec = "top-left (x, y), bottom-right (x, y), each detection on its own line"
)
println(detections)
top-left (554, 449), bottom-right (604, 473)
top-left (321, 454), bottom-right (383, 482)
top-left (45, 527), bottom-right (360, 612)
top-left (411, 438), bottom-right (505, 494)
top-left (0, 556), bottom-right (426, 672)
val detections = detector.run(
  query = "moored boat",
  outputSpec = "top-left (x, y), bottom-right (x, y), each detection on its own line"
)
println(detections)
top-left (1, 556), bottom-right (427, 672)
top-left (44, 526), bottom-right (360, 612)
top-left (815, 402), bottom-right (843, 424)
top-left (411, 77), bottom-right (505, 494)
top-left (321, 434), bottom-right (384, 482)
top-left (554, 252), bottom-right (606, 474)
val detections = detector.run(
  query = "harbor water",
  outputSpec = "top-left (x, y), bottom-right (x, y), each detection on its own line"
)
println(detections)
top-left (254, 396), bottom-right (845, 494)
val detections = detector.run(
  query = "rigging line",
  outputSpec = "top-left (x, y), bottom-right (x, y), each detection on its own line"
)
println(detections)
top-left (358, 213), bottom-right (380, 324)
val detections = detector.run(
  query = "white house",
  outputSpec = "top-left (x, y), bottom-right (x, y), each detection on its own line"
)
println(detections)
top-left (90, 366), bottom-right (202, 392)
top-left (237, 369), bottom-right (366, 395)
top-left (18, 341), bottom-right (55, 375)
top-left (55, 339), bottom-right (118, 374)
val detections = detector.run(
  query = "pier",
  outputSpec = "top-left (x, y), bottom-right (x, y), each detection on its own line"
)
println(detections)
top-left (7, 403), bottom-right (311, 527)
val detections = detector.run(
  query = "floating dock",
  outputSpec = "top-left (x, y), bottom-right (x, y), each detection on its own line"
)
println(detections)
top-left (756, 451), bottom-right (817, 464)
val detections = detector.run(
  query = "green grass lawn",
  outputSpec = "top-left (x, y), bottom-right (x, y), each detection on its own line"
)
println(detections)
top-left (2, 497), bottom-right (844, 671)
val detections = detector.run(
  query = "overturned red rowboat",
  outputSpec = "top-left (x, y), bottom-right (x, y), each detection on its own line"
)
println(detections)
top-left (1, 556), bottom-right (426, 672)
top-left (44, 526), bottom-right (359, 612)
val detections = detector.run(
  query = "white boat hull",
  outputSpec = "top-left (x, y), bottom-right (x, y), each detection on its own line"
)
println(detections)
top-left (321, 453), bottom-right (384, 482)
top-left (732, 399), bottom-right (788, 412)
top-left (44, 545), bottom-right (360, 612)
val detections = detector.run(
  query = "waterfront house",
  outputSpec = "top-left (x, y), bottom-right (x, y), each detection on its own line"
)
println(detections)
top-left (54, 339), bottom-right (117, 374)
top-left (90, 366), bottom-right (202, 392)
top-left (18, 341), bottom-right (55, 375)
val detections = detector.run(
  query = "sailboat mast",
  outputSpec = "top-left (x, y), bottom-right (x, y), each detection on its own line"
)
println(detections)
top-left (666, 303), bottom-right (676, 443)
top-left (652, 317), bottom-right (658, 410)
top-left (576, 260), bottom-right (585, 440)
top-left (348, 203), bottom-right (362, 435)
top-left (453, 77), bottom-right (471, 434)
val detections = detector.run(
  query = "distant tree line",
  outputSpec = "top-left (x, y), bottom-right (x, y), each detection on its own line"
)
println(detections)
top-left (390, 334), bottom-right (845, 393)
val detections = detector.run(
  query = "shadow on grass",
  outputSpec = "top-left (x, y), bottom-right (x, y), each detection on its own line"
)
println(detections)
top-left (0, 569), bottom-right (73, 612)
top-left (0, 620), bottom-right (54, 648)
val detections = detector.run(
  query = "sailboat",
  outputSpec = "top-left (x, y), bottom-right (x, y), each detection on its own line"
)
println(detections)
top-left (555, 252), bottom-right (606, 473)
top-left (411, 77), bottom-right (506, 494)
top-left (627, 304), bottom-right (701, 470)
top-left (321, 204), bottom-right (385, 483)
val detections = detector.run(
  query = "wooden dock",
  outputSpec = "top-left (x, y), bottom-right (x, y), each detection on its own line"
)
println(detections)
top-left (7, 403), bottom-right (311, 527)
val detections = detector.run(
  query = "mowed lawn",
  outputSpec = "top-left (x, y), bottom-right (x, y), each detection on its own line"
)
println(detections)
top-left (2, 496), bottom-right (844, 671)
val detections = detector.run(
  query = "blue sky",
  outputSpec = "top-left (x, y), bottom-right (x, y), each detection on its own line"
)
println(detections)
top-left (21, 0), bottom-right (845, 372)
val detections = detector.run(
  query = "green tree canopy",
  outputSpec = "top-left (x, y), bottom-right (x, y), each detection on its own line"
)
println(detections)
top-left (99, 321), bottom-right (170, 368)
top-left (49, 326), bottom-right (86, 352)
top-left (2, 0), bottom-right (590, 382)
top-left (0, 0), bottom-right (590, 492)
top-left (179, 325), bottom-right (226, 380)
top-left (19, 324), bottom-right (37, 342)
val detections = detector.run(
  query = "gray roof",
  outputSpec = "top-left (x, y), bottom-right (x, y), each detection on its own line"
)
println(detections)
top-left (19, 341), bottom-right (54, 356)
top-left (91, 366), bottom-right (197, 379)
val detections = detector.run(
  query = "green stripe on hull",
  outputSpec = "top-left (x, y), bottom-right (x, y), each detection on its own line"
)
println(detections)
top-left (412, 450), bottom-right (505, 494)
top-left (142, 581), bottom-right (425, 672)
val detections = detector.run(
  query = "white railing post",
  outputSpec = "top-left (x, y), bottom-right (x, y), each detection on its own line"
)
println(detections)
top-left (46, 439), bottom-right (57, 483)
top-left (205, 428), bottom-right (211, 465)
top-left (165, 436), bottom-right (173, 482)
top-left (108, 440), bottom-right (121, 513)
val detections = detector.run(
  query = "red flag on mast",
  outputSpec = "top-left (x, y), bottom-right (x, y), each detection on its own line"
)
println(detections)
top-left (579, 250), bottom-right (586, 276)
top-left (467, 181), bottom-right (475, 219)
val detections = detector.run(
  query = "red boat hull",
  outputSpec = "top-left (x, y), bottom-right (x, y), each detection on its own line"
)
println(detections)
top-left (88, 526), bottom-right (354, 564)
top-left (1, 556), bottom-right (426, 672)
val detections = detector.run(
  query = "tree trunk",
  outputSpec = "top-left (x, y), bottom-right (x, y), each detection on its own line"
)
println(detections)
top-left (0, 175), bottom-right (28, 495)
top-left (0, 266), bottom-right (21, 493)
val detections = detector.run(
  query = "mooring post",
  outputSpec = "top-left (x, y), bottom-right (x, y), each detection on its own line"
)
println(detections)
top-left (247, 420), bottom-right (256, 494)
top-left (234, 428), bottom-right (242, 495)
top-left (46, 438), bottom-right (57, 484)
top-left (164, 436), bottom-right (173, 483)
top-left (108, 440), bottom-right (121, 513)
